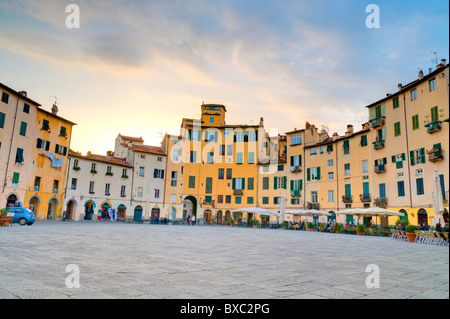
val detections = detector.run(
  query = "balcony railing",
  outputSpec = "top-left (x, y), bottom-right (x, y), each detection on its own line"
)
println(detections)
top-left (307, 202), bottom-right (320, 210)
top-left (342, 195), bottom-right (353, 203)
top-left (374, 197), bottom-right (388, 208)
top-left (360, 194), bottom-right (371, 202)
top-left (201, 200), bottom-right (215, 208)
top-left (290, 166), bottom-right (302, 173)
top-left (374, 164), bottom-right (386, 173)
top-left (233, 189), bottom-right (243, 196)
top-left (373, 140), bottom-right (385, 150)
top-left (369, 116), bottom-right (386, 128)
top-left (291, 190), bottom-right (301, 197)
top-left (428, 149), bottom-right (444, 162)
top-left (425, 121), bottom-right (442, 134)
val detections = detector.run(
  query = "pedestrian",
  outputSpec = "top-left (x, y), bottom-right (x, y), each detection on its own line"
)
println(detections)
top-left (191, 214), bottom-right (196, 226)
top-left (187, 215), bottom-right (191, 226)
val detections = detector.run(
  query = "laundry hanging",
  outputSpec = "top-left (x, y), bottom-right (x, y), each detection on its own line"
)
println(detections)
top-left (44, 152), bottom-right (63, 168)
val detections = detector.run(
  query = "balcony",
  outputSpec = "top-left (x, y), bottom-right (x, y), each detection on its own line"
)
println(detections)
top-left (369, 116), bottom-right (386, 128)
top-left (291, 190), bottom-right (301, 197)
top-left (307, 202), bottom-right (320, 210)
top-left (373, 140), bottom-right (385, 150)
top-left (233, 189), bottom-right (243, 196)
top-left (374, 197), bottom-right (388, 208)
top-left (425, 121), bottom-right (442, 134)
top-left (201, 200), bottom-right (215, 208)
top-left (428, 149), bottom-right (444, 162)
top-left (374, 164), bottom-right (386, 173)
top-left (290, 166), bottom-right (302, 173)
top-left (360, 194), bottom-right (372, 203)
top-left (342, 195), bottom-right (353, 203)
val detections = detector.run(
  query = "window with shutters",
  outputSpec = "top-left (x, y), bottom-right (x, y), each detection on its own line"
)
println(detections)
top-left (263, 177), bottom-right (269, 190)
top-left (15, 148), bottom-right (24, 164)
top-left (394, 122), bottom-right (401, 137)
top-left (205, 177), bottom-right (213, 194)
top-left (412, 114), bottom-right (419, 130)
top-left (42, 119), bottom-right (50, 131)
top-left (308, 167), bottom-right (321, 181)
top-left (397, 181), bottom-right (405, 197)
top-left (362, 160), bottom-right (369, 174)
top-left (343, 140), bottom-right (350, 154)
top-left (360, 135), bottom-right (368, 147)
top-left (410, 148), bottom-right (426, 165)
top-left (154, 169), bottom-right (164, 179)
top-left (344, 163), bottom-right (350, 176)
top-left (52, 180), bottom-right (59, 194)
top-left (411, 88), bottom-right (417, 101)
top-left (0, 112), bottom-right (5, 129)
top-left (430, 106), bottom-right (439, 123)
top-left (248, 178), bottom-right (254, 190)
top-left (262, 197), bottom-right (269, 205)
top-left (393, 96), bottom-right (400, 109)
top-left (416, 178), bottom-right (424, 195)
top-left (188, 176), bottom-right (195, 189)
top-left (19, 122), bottom-right (27, 136)
top-left (1, 92), bottom-right (9, 104)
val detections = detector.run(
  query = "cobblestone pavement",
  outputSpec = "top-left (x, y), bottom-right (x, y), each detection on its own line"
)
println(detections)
top-left (0, 221), bottom-right (448, 299)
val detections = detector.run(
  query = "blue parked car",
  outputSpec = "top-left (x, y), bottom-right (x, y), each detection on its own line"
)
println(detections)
top-left (3, 207), bottom-right (36, 226)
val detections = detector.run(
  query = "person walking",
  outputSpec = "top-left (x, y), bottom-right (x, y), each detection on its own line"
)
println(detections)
top-left (187, 215), bottom-right (191, 226)
top-left (191, 214), bottom-right (196, 226)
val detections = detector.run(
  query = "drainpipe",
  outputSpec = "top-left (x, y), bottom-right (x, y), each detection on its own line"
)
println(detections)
top-left (402, 93), bottom-right (413, 209)
top-left (2, 95), bottom-right (20, 193)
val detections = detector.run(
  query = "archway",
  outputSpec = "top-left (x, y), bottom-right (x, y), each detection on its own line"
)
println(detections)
top-left (418, 208), bottom-right (428, 226)
top-left (225, 210), bottom-right (231, 222)
top-left (151, 207), bottom-right (160, 221)
top-left (29, 196), bottom-right (41, 217)
top-left (134, 206), bottom-right (143, 222)
top-left (47, 197), bottom-right (59, 219)
top-left (204, 209), bottom-right (212, 224)
top-left (217, 210), bottom-right (223, 224)
top-left (183, 196), bottom-right (197, 219)
top-left (6, 194), bottom-right (18, 207)
top-left (84, 200), bottom-right (95, 220)
top-left (117, 204), bottom-right (127, 221)
top-left (399, 209), bottom-right (408, 222)
top-left (327, 211), bottom-right (336, 222)
top-left (66, 200), bottom-right (77, 220)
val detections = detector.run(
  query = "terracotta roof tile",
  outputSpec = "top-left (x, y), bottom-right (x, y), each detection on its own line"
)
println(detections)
top-left (130, 145), bottom-right (166, 156)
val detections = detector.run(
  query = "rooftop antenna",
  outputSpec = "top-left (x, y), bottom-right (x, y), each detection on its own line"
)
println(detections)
top-left (431, 51), bottom-right (439, 65)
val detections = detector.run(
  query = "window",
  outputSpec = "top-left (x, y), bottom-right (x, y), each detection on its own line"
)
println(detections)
top-left (234, 178), bottom-right (245, 190)
top-left (344, 163), bottom-right (350, 176)
top-left (91, 163), bottom-right (96, 172)
top-left (362, 160), bottom-right (369, 174)
top-left (106, 166), bottom-right (112, 174)
top-left (73, 160), bottom-right (79, 169)
top-left (205, 130), bottom-right (217, 142)
top-left (273, 197), bottom-right (280, 205)
top-left (19, 122), bottom-right (27, 136)
top-left (429, 78), bottom-right (436, 92)
top-left (60, 126), bottom-right (67, 137)
top-left (154, 169), bottom-right (164, 179)
top-left (248, 178), bottom-right (254, 190)
top-left (157, 157), bottom-right (163, 162)
top-left (236, 152), bottom-right (243, 164)
top-left (310, 148), bottom-right (317, 155)
top-left (277, 164), bottom-right (284, 172)
top-left (205, 196), bottom-right (212, 203)
top-left (225, 195), bottom-right (231, 204)
top-left (311, 191), bottom-right (318, 203)
top-left (292, 179), bottom-right (302, 191)
top-left (412, 114), bottom-right (419, 130)
top-left (172, 149), bottom-right (179, 162)
top-left (155, 189), bottom-right (160, 199)
top-left (121, 185), bottom-right (126, 196)
top-left (247, 197), bottom-right (254, 204)
top-left (188, 129), bottom-right (201, 141)
top-left (262, 197), bottom-right (269, 205)
top-left (416, 178), bottom-right (424, 195)
top-left (207, 152), bottom-right (214, 164)
top-left (105, 183), bottom-right (111, 195)
top-left (139, 167), bottom-right (145, 177)
top-left (328, 172), bottom-right (334, 180)
top-left (122, 169), bottom-right (128, 177)
top-left (224, 129), bottom-right (231, 138)
top-left (235, 131), bottom-right (244, 143)
top-left (274, 176), bottom-right (287, 190)
top-left (205, 177), bottom-right (213, 194)
top-left (394, 122), bottom-right (401, 137)
top-left (1, 92), bottom-right (9, 104)
top-left (188, 176), bottom-right (195, 188)
top-left (393, 153), bottom-right (405, 169)
top-left (217, 195), bottom-right (224, 204)
top-left (291, 134), bottom-right (302, 145)
top-left (225, 168), bottom-right (232, 180)
top-left (291, 155), bottom-right (301, 168)
top-left (360, 135), bottom-right (368, 147)
top-left (227, 145), bottom-right (233, 156)
top-left (218, 168), bottom-right (224, 180)
top-left (326, 144), bottom-right (334, 153)
top-left (235, 197), bottom-right (242, 204)
top-left (171, 171), bottom-right (178, 180)
top-left (411, 88), bottom-right (417, 101)
top-left (410, 148), bottom-right (426, 166)
top-left (170, 194), bottom-right (176, 202)
top-left (328, 159), bottom-right (333, 167)
top-left (137, 187), bottom-right (143, 197)
top-left (431, 106), bottom-right (439, 122)
top-left (71, 178), bottom-right (77, 190)
top-left (89, 182), bottom-right (95, 193)
top-left (343, 140), bottom-right (350, 155)
top-left (42, 119), bottom-right (50, 131)
top-left (55, 144), bottom-right (68, 156)
top-left (190, 151), bottom-right (197, 163)
top-left (248, 130), bottom-right (257, 142)
top-left (12, 172), bottom-right (19, 187)
top-left (397, 181), bottom-right (405, 197)
top-left (210, 117), bottom-right (214, 124)
top-left (34, 177), bottom-right (41, 191)
top-left (307, 167), bottom-right (321, 181)
top-left (393, 96), bottom-right (400, 109)
top-left (248, 152), bottom-right (255, 164)
top-left (0, 112), bottom-right (5, 128)
top-left (15, 148), bottom-right (24, 164)
top-left (263, 177), bottom-right (269, 190)
top-left (328, 190), bottom-right (334, 202)
top-left (320, 146), bottom-right (324, 154)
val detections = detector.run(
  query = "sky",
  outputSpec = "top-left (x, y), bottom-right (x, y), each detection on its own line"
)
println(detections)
top-left (0, 0), bottom-right (448, 155)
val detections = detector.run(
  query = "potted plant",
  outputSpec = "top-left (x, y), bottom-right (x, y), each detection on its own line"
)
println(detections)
top-left (319, 223), bottom-right (326, 232)
top-left (405, 225), bottom-right (419, 242)
top-left (356, 224), bottom-right (367, 236)
top-left (251, 219), bottom-right (259, 228)
top-left (306, 222), bottom-right (315, 231)
top-left (230, 219), bottom-right (235, 227)
top-left (282, 220), bottom-right (289, 229)
top-left (334, 223), bottom-right (343, 234)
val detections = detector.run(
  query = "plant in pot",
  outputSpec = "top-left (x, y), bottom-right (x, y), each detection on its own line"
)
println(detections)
top-left (334, 223), bottom-right (343, 234)
top-left (356, 224), bottom-right (367, 236)
top-left (319, 223), bottom-right (326, 232)
top-left (251, 219), bottom-right (259, 228)
top-left (306, 222), bottom-right (315, 231)
top-left (230, 219), bottom-right (235, 227)
top-left (282, 220), bottom-right (289, 229)
top-left (405, 225), bottom-right (419, 242)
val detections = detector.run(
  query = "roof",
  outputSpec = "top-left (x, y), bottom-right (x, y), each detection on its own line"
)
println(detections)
top-left (69, 151), bottom-right (133, 168)
top-left (38, 107), bottom-right (77, 126)
top-left (0, 82), bottom-right (42, 107)
top-left (303, 128), bottom-right (370, 149)
top-left (365, 64), bottom-right (449, 109)
top-left (118, 134), bottom-right (144, 143)
top-left (127, 144), bottom-right (166, 156)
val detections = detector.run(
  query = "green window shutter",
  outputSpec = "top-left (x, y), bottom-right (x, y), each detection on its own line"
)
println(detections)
top-left (290, 180), bottom-right (294, 191)
top-left (382, 127), bottom-right (387, 140)
top-left (300, 179), bottom-right (303, 191)
top-left (369, 107), bottom-right (376, 120)
top-left (394, 122), bottom-right (401, 137)
top-left (189, 176), bottom-right (195, 188)
top-left (248, 178), bottom-right (254, 190)
top-left (12, 172), bottom-right (20, 183)
top-left (393, 97), bottom-right (399, 109)
top-left (381, 103), bottom-right (386, 116)
top-left (307, 168), bottom-right (311, 181)
top-left (420, 148), bottom-right (426, 163)
top-left (317, 167), bottom-right (321, 181)
top-left (363, 182), bottom-right (369, 195)
top-left (273, 197), bottom-right (278, 204)
top-left (345, 184), bottom-right (351, 196)
top-left (0, 112), bottom-right (5, 128)
top-left (391, 155), bottom-right (396, 163)
top-left (283, 176), bottom-right (287, 189)
top-left (431, 106), bottom-right (439, 122)
top-left (410, 151), bottom-right (415, 166)
top-left (263, 177), bottom-right (269, 190)
top-left (205, 177), bottom-right (213, 194)
top-left (361, 135), bottom-right (367, 146)
top-left (396, 161), bottom-right (403, 169)
top-left (401, 153), bottom-right (406, 161)
top-left (232, 178), bottom-right (236, 190)
top-left (274, 177), bottom-right (278, 190)
top-left (242, 178), bottom-right (245, 190)
top-left (20, 122), bottom-right (27, 136)
top-left (412, 115), bottom-right (419, 130)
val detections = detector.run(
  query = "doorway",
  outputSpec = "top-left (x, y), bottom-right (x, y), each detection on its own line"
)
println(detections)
top-left (47, 198), bottom-right (58, 219)
top-left (6, 194), bottom-right (17, 207)
top-left (151, 208), bottom-right (160, 221)
top-left (418, 209), bottom-right (428, 226)
top-left (66, 200), bottom-right (76, 220)
top-left (134, 206), bottom-right (143, 222)
top-left (183, 196), bottom-right (197, 219)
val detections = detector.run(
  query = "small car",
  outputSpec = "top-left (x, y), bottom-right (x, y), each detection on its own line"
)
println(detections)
top-left (3, 207), bottom-right (36, 226)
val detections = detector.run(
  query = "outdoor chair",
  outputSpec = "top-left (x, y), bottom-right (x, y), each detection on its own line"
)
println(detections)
top-left (398, 230), bottom-right (407, 241)
top-left (434, 232), bottom-right (445, 246)
top-left (414, 230), bottom-right (423, 243)
top-left (390, 229), bottom-right (397, 239)
top-left (442, 232), bottom-right (449, 246)
top-left (429, 231), bottom-right (439, 245)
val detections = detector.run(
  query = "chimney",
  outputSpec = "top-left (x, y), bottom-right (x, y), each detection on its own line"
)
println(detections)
top-left (418, 70), bottom-right (424, 80)
top-left (87, 151), bottom-right (92, 156)
top-left (440, 59), bottom-right (446, 66)
top-left (398, 83), bottom-right (402, 91)
top-left (51, 103), bottom-right (58, 115)
top-left (260, 117), bottom-right (264, 125)
top-left (346, 124), bottom-right (354, 135)
top-left (18, 91), bottom-right (27, 97)
top-left (106, 151), bottom-right (113, 157)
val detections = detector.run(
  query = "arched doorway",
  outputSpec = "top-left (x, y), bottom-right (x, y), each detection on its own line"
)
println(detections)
top-left (29, 196), bottom-right (40, 217)
top-left (418, 208), bottom-right (428, 226)
top-left (6, 194), bottom-right (18, 207)
top-left (225, 210), bottom-right (231, 222)
top-left (134, 206), bottom-right (143, 222)
top-left (183, 196), bottom-right (197, 219)
top-left (217, 210), bottom-right (223, 224)
top-left (47, 197), bottom-right (59, 219)
top-left (151, 207), bottom-right (160, 221)
top-left (84, 200), bottom-right (95, 220)
top-left (204, 209), bottom-right (212, 224)
top-left (328, 211), bottom-right (336, 222)
top-left (399, 209), bottom-right (408, 222)
top-left (100, 202), bottom-right (112, 221)
top-left (66, 200), bottom-right (77, 220)
top-left (117, 204), bottom-right (127, 221)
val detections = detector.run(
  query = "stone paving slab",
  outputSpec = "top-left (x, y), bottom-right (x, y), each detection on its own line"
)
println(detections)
top-left (0, 221), bottom-right (448, 299)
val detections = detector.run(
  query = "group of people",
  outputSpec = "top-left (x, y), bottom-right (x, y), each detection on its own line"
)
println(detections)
top-left (186, 215), bottom-right (196, 226)
top-left (151, 217), bottom-right (170, 224)
top-left (434, 222), bottom-right (449, 236)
